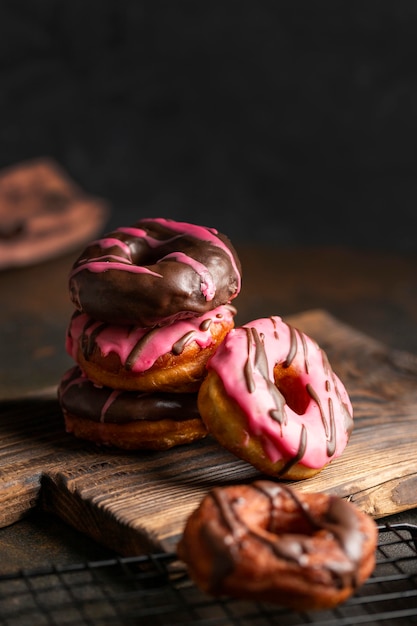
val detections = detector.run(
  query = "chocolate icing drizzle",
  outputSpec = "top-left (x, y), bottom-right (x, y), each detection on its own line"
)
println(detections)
top-left (244, 327), bottom-right (287, 424)
top-left (306, 383), bottom-right (336, 457)
top-left (80, 318), bottom-right (107, 361)
top-left (125, 326), bottom-right (161, 370)
top-left (283, 323), bottom-right (298, 368)
top-left (203, 481), bottom-right (364, 593)
top-left (276, 424), bottom-right (307, 476)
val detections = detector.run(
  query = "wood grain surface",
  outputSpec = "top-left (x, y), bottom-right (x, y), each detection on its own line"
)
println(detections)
top-left (1, 309), bottom-right (417, 556)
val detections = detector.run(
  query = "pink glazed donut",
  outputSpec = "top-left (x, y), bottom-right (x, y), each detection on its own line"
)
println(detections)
top-left (198, 316), bottom-right (354, 480)
top-left (66, 304), bottom-right (236, 393)
top-left (69, 217), bottom-right (242, 327)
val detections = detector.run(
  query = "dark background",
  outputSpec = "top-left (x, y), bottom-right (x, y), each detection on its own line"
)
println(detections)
top-left (1, 0), bottom-right (417, 251)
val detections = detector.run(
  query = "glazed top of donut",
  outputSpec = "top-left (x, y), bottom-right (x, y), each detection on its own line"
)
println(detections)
top-left (200, 481), bottom-right (367, 592)
top-left (69, 217), bottom-right (242, 327)
top-left (58, 366), bottom-right (200, 424)
top-left (205, 316), bottom-right (354, 471)
top-left (66, 304), bottom-right (236, 373)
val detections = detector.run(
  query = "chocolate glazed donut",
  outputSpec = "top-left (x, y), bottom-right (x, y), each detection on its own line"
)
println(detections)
top-left (58, 366), bottom-right (201, 424)
top-left (58, 366), bottom-right (207, 450)
top-left (177, 481), bottom-right (378, 610)
top-left (69, 218), bottom-right (242, 327)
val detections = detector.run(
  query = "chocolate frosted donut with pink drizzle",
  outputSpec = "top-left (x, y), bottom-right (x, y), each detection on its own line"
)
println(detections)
top-left (198, 316), bottom-right (354, 480)
top-left (59, 366), bottom-right (207, 450)
top-left (69, 217), bottom-right (242, 327)
top-left (59, 366), bottom-right (201, 424)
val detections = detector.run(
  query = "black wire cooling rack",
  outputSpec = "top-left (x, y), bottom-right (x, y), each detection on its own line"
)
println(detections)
top-left (0, 523), bottom-right (416, 626)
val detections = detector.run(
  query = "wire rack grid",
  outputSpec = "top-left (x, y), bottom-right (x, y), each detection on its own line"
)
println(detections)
top-left (0, 523), bottom-right (416, 626)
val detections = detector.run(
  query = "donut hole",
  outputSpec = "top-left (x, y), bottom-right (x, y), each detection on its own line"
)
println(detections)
top-left (233, 490), bottom-right (317, 538)
top-left (262, 492), bottom-right (333, 540)
top-left (274, 367), bottom-right (311, 416)
top-left (265, 501), bottom-right (317, 537)
top-left (268, 512), bottom-right (316, 537)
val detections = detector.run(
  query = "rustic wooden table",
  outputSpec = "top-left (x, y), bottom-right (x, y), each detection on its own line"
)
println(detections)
top-left (0, 244), bottom-right (417, 572)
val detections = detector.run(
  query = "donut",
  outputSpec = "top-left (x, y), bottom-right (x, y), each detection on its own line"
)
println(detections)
top-left (58, 366), bottom-right (207, 450)
top-left (197, 316), bottom-right (353, 480)
top-left (0, 158), bottom-right (108, 270)
top-left (177, 481), bottom-right (378, 609)
top-left (66, 304), bottom-right (236, 393)
top-left (68, 217), bottom-right (242, 327)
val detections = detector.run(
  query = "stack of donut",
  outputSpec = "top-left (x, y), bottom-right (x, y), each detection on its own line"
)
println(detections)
top-left (58, 216), bottom-right (356, 476)
top-left (58, 217), bottom-right (241, 450)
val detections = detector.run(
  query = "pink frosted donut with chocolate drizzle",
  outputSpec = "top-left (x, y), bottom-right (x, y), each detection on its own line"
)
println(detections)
top-left (197, 316), bottom-right (353, 480)
top-left (58, 366), bottom-right (207, 450)
top-left (69, 217), bottom-right (242, 327)
top-left (66, 304), bottom-right (236, 393)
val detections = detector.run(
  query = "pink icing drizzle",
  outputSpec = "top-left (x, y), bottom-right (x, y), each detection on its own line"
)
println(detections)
top-left (100, 389), bottom-right (122, 422)
top-left (66, 304), bottom-right (235, 374)
top-left (58, 367), bottom-right (121, 423)
top-left (58, 367), bottom-right (85, 395)
top-left (71, 260), bottom-right (163, 277)
top-left (88, 237), bottom-right (133, 257)
top-left (205, 316), bottom-right (353, 470)
top-left (158, 252), bottom-right (216, 301)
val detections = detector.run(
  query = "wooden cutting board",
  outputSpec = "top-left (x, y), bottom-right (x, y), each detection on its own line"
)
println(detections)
top-left (1, 309), bottom-right (417, 556)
